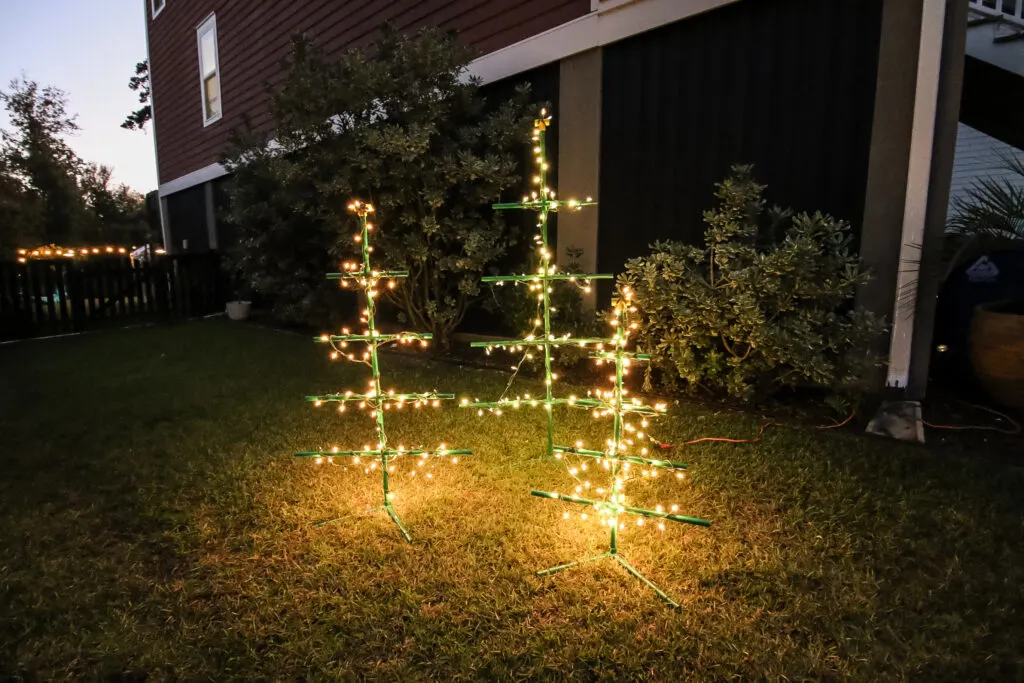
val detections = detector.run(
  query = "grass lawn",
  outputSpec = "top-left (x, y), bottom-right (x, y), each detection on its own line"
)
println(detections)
top-left (1, 320), bottom-right (1022, 681)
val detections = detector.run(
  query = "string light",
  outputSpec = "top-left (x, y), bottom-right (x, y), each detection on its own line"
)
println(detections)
top-left (15, 243), bottom-right (138, 263)
top-left (296, 199), bottom-right (471, 542)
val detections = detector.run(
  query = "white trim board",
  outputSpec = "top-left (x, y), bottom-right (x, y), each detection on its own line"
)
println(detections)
top-left (158, 0), bottom-right (739, 197)
top-left (159, 162), bottom-right (228, 197)
top-left (885, 0), bottom-right (946, 389)
top-left (145, 0), bottom-right (170, 248)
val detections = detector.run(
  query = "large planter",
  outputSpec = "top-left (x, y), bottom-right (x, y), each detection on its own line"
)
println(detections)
top-left (969, 301), bottom-right (1024, 410)
top-left (225, 300), bottom-right (252, 321)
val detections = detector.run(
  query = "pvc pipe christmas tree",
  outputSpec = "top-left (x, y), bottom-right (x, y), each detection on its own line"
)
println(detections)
top-left (297, 200), bottom-right (470, 542)
top-left (532, 290), bottom-right (711, 609)
top-left (464, 110), bottom-right (613, 457)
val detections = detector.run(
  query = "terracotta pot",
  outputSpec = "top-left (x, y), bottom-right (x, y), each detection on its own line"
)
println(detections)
top-left (225, 300), bottom-right (252, 321)
top-left (969, 301), bottom-right (1024, 410)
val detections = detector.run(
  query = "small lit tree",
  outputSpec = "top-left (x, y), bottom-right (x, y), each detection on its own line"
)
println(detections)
top-left (530, 289), bottom-right (710, 609)
top-left (297, 200), bottom-right (470, 542)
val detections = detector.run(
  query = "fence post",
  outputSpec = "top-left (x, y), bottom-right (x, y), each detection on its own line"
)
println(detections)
top-left (69, 263), bottom-right (86, 332)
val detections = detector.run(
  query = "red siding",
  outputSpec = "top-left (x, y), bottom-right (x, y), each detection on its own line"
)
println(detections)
top-left (148, 0), bottom-right (590, 185)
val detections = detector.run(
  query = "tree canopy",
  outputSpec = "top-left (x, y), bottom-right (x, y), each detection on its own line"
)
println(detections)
top-left (0, 77), bottom-right (155, 257)
top-left (223, 27), bottom-right (536, 344)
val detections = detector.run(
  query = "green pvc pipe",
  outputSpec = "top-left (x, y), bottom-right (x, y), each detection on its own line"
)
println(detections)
top-left (316, 332), bottom-right (433, 342)
top-left (614, 555), bottom-right (681, 609)
top-left (296, 448), bottom-right (472, 459)
top-left (481, 273), bottom-right (612, 283)
top-left (468, 337), bottom-right (612, 348)
top-left (529, 490), bottom-right (711, 527)
top-left (536, 552), bottom-right (611, 577)
top-left (306, 392), bottom-right (455, 403)
top-left (327, 269), bottom-right (409, 279)
top-left (493, 199), bottom-right (597, 211)
top-left (552, 445), bottom-right (688, 470)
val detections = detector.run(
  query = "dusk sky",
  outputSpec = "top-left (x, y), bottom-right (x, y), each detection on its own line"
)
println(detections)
top-left (0, 0), bottom-right (157, 192)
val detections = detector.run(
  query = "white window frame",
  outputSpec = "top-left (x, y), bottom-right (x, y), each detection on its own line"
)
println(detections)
top-left (196, 14), bottom-right (222, 126)
top-left (151, 0), bottom-right (166, 19)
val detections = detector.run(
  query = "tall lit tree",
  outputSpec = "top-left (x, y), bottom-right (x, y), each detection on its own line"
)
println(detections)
top-left (463, 110), bottom-right (612, 457)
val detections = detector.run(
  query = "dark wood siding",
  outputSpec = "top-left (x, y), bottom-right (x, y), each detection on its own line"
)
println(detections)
top-left (596, 0), bottom-right (883, 289)
top-left (165, 185), bottom-right (209, 252)
top-left (148, 0), bottom-right (589, 184)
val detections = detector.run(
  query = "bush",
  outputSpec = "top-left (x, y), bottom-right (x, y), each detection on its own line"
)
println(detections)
top-left (222, 27), bottom-right (534, 344)
top-left (618, 165), bottom-right (884, 402)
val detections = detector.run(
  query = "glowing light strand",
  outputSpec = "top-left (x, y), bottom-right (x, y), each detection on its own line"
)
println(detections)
top-left (463, 111), bottom-right (613, 457)
top-left (297, 199), bottom-right (471, 541)
top-left (532, 292), bottom-right (711, 609)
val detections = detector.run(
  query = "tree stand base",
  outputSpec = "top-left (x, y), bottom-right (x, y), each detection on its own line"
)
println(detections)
top-left (536, 551), bottom-right (681, 609)
top-left (314, 503), bottom-right (413, 543)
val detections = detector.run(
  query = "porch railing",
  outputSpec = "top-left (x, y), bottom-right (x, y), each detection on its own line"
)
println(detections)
top-left (970, 0), bottom-right (1024, 25)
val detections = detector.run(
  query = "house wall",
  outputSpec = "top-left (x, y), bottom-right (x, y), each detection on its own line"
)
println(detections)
top-left (949, 122), bottom-right (1024, 216)
top-left (164, 184), bottom-right (208, 252)
top-left (596, 0), bottom-right (884, 295)
top-left (147, 0), bottom-right (589, 186)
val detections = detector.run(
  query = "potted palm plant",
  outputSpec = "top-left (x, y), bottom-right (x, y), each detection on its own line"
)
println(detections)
top-left (948, 154), bottom-right (1024, 410)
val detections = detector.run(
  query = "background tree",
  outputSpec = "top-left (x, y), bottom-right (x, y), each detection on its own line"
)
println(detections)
top-left (223, 27), bottom-right (534, 345)
top-left (0, 154), bottom-right (43, 257)
top-left (79, 163), bottom-right (154, 245)
top-left (120, 61), bottom-right (152, 132)
top-left (1, 77), bottom-right (85, 244)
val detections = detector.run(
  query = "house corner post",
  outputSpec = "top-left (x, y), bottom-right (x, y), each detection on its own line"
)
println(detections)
top-left (857, 0), bottom-right (925, 391)
top-left (906, 0), bottom-right (968, 397)
top-left (558, 48), bottom-right (603, 309)
top-left (204, 182), bottom-right (219, 251)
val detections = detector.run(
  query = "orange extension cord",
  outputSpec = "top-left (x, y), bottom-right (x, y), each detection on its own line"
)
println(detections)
top-left (653, 400), bottom-right (1020, 449)
top-left (919, 401), bottom-right (1021, 436)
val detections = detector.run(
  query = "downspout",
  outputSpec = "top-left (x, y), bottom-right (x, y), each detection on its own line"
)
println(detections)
top-left (143, 1), bottom-right (169, 251)
top-left (886, 0), bottom-right (947, 389)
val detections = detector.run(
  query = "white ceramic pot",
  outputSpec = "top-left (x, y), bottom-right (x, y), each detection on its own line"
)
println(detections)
top-left (226, 300), bottom-right (252, 321)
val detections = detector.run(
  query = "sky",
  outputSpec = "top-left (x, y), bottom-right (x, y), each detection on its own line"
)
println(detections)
top-left (0, 0), bottom-right (157, 192)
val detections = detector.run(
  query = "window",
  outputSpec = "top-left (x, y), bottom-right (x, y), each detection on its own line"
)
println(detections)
top-left (151, 0), bottom-right (165, 18)
top-left (196, 14), bottom-right (221, 125)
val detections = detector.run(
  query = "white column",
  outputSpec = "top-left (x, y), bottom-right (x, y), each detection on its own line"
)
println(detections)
top-left (886, 0), bottom-right (947, 389)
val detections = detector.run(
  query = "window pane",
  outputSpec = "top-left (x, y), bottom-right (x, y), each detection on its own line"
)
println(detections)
top-left (200, 31), bottom-right (216, 76)
top-left (204, 75), bottom-right (220, 119)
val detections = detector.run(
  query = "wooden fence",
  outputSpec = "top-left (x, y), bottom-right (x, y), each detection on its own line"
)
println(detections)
top-left (0, 252), bottom-right (225, 341)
